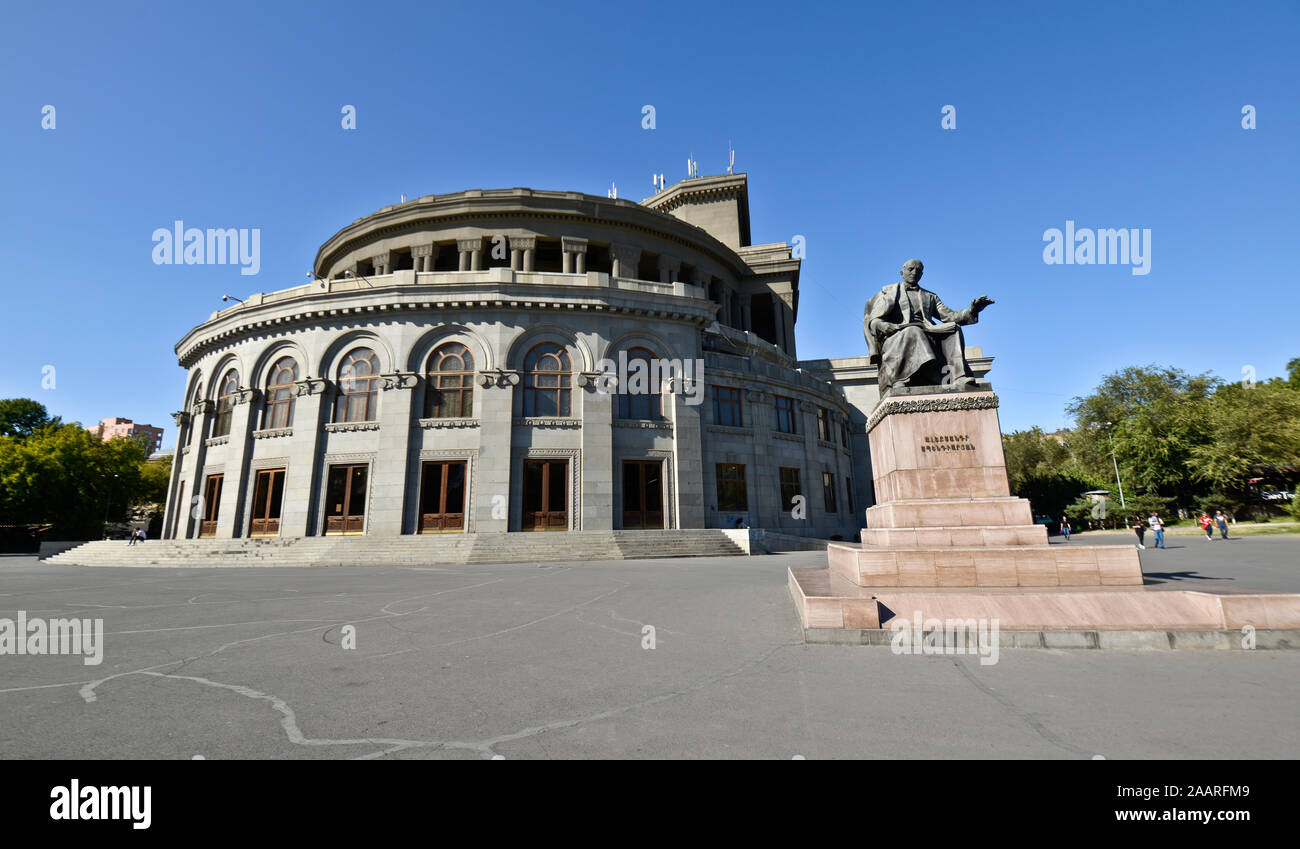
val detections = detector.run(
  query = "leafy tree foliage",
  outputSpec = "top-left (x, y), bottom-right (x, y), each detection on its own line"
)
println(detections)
top-left (0, 398), bottom-right (61, 437)
top-left (0, 406), bottom-right (165, 540)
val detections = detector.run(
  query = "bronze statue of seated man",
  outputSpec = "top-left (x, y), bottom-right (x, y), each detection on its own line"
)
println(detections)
top-left (863, 259), bottom-right (993, 393)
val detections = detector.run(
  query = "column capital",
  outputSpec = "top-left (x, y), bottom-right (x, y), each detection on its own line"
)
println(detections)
top-left (171, 410), bottom-right (191, 427)
top-left (561, 236), bottom-right (588, 254)
top-left (380, 372), bottom-right (420, 390)
top-left (478, 369), bottom-right (520, 388)
top-left (509, 235), bottom-right (536, 251)
top-left (610, 243), bottom-right (641, 265)
top-left (457, 237), bottom-right (484, 253)
top-left (293, 377), bottom-right (329, 396)
top-left (191, 399), bottom-right (215, 416)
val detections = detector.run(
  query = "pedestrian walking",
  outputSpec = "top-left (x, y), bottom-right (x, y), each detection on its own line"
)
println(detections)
top-left (1060, 517), bottom-right (1071, 541)
top-left (1215, 510), bottom-right (1229, 540)
top-left (1199, 513), bottom-right (1214, 540)
top-left (1149, 513), bottom-right (1165, 549)
top-left (1133, 518), bottom-right (1146, 550)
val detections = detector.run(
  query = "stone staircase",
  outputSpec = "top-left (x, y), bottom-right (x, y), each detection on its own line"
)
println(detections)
top-left (42, 530), bottom-right (748, 568)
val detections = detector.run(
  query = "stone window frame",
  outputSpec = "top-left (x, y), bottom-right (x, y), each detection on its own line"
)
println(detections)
top-left (263, 356), bottom-right (299, 430)
top-left (335, 347), bottom-right (381, 424)
top-left (822, 471), bottom-right (838, 514)
top-left (615, 346), bottom-right (664, 422)
top-left (715, 462), bottom-right (748, 512)
top-left (212, 369), bottom-right (239, 438)
top-left (773, 395), bottom-right (798, 435)
top-left (712, 386), bottom-right (744, 428)
top-left (424, 341), bottom-right (476, 419)
top-left (779, 467), bottom-right (802, 514)
top-left (520, 342), bottom-right (573, 418)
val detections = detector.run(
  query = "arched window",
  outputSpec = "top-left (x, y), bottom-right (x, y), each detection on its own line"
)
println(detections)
top-left (336, 348), bottom-right (380, 423)
top-left (522, 342), bottom-right (571, 417)
top-left (213, 370), bottom-right (239, 437)
top-left (425, 342), bottom-right (475, 418)
top-left (617, 347), bottom-right (663, 420)
top-left (264, 357), bottom-right (299, 429)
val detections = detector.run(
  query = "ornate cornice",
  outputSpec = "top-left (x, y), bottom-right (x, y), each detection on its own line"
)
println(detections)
top-left (324, 421), bottom-right (380, 433)
top-left (866, 393), bottom-right (999, 433)
top-left (513, 417), bottom-right (581, 428)
top-left (417, 418), bottom-right (479, 429)
top-left (613, 420), bottom-right (673, 430)
top-left (252, 427), bottom-right (293, 439)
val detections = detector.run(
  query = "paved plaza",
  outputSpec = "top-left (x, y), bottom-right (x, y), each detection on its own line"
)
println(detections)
top-left (1, 535), bottom-right (1298, 759)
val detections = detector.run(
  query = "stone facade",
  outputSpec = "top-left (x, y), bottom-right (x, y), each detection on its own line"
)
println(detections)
top-left (161, 175), bottom-right (957, 542)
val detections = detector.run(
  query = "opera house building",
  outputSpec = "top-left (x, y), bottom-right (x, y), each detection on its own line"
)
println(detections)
top-left (162, 173), bottom-right (989, 543)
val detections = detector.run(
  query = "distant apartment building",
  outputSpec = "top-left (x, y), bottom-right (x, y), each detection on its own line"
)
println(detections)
top-left (89, 417), bottom-right (164, 454)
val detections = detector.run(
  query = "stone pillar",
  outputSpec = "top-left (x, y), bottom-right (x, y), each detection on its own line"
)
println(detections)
top-left (782, 296), bottom-right (797, 358)
top-left (412, 243), bottom-right (437, 273)
top-left (741, 299), bottom-right (752, 332)
top-left (579, 374), bottom-right (614, 530)
top-left (215, 387), bottom-right (257, 537)
top-left (473, 371), bottom-right (517, 532)
top-left (458, 237), bottom-right (482, 272)
top-left (563, 237), bottom-right (587, 275)
top-left (670, 374), bottom-right (705, 528)
top-left (163, 411), bottom-right (190, 539)
top-left (367, 373), bottom-right (418, 535)
top-left (658, 256), bottom-right (681, 284)
top-left (372, 250), bottom-right (392, 276)
top-left (176, 400), bottom-right (213, 538)
top-left (610, 243), bottom-right (641, 280)
top-left (279, 379), bottom-right (327, 536)
top-left (798, 400), bottom-right (823, 529)
top-left (744, 389), bottom-right (779, 525)
top-left (511, 236), bottom-right (535, 272)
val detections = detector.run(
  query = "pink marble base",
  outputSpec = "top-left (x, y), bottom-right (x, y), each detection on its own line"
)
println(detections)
top-left (829, 541), bottom-right (1142, 587)
top-left (789, 567), bottom-right (1300, 631)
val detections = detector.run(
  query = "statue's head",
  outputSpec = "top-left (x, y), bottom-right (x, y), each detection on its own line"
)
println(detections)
top-left (900, 259), bottom-right (924, 285)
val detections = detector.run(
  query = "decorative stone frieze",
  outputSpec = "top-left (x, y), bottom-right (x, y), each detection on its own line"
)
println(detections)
top-left (865, 392), bottom-right (1000, 433)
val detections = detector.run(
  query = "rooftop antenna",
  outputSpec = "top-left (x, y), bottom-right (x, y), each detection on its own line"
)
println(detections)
top-left (687, 155), bottom-right (698, 178)
top-left (607, 181), bottom-right (617, 199)
top-left (727, 142), bottom-right (735, 174)
top-left (653, 173), bottom-right (665, 192)
top-left (400, 193), bottom-right (407, 203)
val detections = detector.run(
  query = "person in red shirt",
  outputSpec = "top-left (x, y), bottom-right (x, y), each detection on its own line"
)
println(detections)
top-left (1199, 513), bottom-right (1214, 540)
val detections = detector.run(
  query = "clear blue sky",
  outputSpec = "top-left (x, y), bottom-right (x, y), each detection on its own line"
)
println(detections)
top-left (2, 0), bottom-right (1297, 447)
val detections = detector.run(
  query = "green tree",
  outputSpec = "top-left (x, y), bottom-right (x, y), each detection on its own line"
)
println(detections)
top-left (1189, 381), bottom-right (1300, 492)
top-left (1066, 365), bottom-right (1219, 512)
top-left (0, 423), bottom-right (148, 539)
top-left (0, 398), bottom-right (61, 437)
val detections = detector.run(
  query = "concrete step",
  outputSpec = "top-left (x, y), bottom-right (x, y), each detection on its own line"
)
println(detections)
top-left (45, 530), bottom-right (747, 568)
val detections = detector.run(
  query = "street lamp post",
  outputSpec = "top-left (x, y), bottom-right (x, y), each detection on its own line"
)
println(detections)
top-left (102, 473), bottom-right (119, 538)
top-left (1102, 421), bottom-right (1126, 519)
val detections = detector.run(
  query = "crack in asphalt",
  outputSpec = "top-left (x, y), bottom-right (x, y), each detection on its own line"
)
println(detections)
top-left (948, 657), bottom-right (1099, 758)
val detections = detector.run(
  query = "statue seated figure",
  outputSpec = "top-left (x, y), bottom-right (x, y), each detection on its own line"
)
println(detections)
top-left (864, 259), bottom-right (994, 394)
